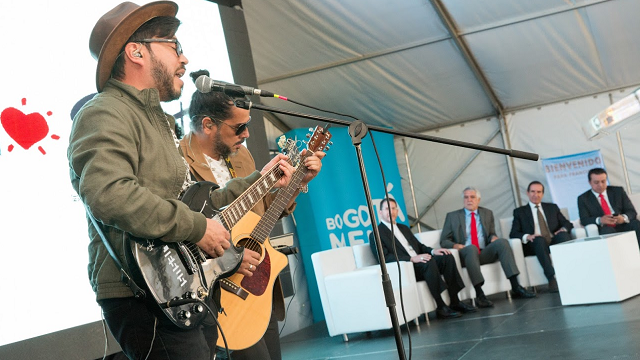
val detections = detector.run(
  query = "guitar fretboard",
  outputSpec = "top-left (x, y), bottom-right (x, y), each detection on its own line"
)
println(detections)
top-left (251, 155), bottom-right (310, 243)
top-left (219, 160), bottom-right (288, 229)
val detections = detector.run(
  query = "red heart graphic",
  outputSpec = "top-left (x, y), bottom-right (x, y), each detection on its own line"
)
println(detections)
top-left (1, 107), bottom-right (49, 149)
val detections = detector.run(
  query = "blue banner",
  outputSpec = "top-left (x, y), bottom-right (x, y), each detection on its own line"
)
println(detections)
top-left (283, 127), bottom-right (406, 322)
top-left (542, 150), bottom-right (605, 220)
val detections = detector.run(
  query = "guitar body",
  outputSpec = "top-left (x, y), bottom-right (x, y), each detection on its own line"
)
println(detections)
top-left (124, 181), bottom-right (244, 329)
top-left (126, 238), bottom-right (211, 329)
top-left (216, 211), bottom-right (288, 349)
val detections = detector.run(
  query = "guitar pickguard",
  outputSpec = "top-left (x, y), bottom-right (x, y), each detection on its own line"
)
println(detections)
top-left (241, 248), bottom-right (271, 296)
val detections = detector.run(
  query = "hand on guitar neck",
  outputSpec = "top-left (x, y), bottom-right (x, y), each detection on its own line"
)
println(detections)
top-left (299, 149), bottom-right (325, 188)
top-left (260, 153), bottom-right (295, 189)
top-left (197, 218), bottom-right (231, 258)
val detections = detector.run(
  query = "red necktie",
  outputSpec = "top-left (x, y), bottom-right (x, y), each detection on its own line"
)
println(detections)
top-left (599, 193), bottom-right (615, 227)
top-left (471, 212), bottom-right (480, 253)
top-left (599, 193), bottom-right (612, 215)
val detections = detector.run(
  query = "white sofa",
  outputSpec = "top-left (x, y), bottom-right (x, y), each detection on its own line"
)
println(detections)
top-left (415, 230), bottom-right (522, 302)
top-left (311, 246), bottom-right (422, 341)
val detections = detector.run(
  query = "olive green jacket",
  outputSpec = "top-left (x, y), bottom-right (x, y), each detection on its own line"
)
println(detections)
top-left (68, 79), bottom-right (258, 300)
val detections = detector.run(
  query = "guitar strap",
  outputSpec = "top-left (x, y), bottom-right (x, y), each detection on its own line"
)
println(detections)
top-left (223, 156), bottom-right (237, 179)
top-left (84, 204), bottom-right (146, 299)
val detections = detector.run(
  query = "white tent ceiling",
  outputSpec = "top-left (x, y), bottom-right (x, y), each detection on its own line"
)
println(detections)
top-left (239, 0), bottom-right (640, 232)
top-left (243, 0), bottom-right (640, 131)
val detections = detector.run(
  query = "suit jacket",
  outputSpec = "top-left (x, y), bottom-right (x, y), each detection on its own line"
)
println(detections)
top-left (510, 202), bottom-right (573, 240)
top-left (371, 222), bottom-right (432, 264)
top-left (179, 132), bottom-right (292, 320)
top-left (577, 186), bottom-right (637, 226)
top-left (440, 207), bottom-right (497, 249)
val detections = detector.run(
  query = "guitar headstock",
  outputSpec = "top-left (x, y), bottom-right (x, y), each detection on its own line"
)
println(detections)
top-left (277, 126), bottom-right (332, 167)
top-left (305, 125), bottom-right (333, 153)
top-left (278, 135), bottom-right (303, 167)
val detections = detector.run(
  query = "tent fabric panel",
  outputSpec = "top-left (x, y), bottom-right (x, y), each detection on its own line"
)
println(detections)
top-left (465, 9), bottom-right (606, 110)
top-left (585, 0), bottom-right (640, 88)
top-left (244, 0), bottom-right (449, 81)
top-left (441, 0), bottom-right (599, 33)
top-left (259, 40), bottom-right (495, 132)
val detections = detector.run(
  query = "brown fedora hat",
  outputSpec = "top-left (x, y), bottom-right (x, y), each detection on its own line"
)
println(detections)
top-left (89, 1), bottom-right (178, 92)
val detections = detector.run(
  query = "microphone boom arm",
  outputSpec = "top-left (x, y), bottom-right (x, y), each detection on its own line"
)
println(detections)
top-left (233, 99), bottom-right (538, 161)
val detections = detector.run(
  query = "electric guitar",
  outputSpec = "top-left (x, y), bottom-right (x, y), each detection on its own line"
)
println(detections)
top-left (124, 140), bottom-right (301, 329)
top-left (216, 125), bottom-right (332, 349)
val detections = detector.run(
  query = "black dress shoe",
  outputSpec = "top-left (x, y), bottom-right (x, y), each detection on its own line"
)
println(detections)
top-left (512, 285), bottom-right (536, 298)
top-left (475, 295), bottom-right (494, 308)
top-left (436, 305), bottom-right (462, 319)
top-left (451, 301), bottom-right (477, 313)
top-left (548, 278), bottom-right (559, 293)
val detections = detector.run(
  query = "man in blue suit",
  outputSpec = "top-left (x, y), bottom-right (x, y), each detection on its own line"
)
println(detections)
top-left (577, 168), bottom-right (640, 247)
top-left (510, 181), bottom-right (573, 292)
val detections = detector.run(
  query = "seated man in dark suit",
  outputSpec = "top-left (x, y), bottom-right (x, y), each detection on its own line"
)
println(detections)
top-left (577, 167), bottom-right (640, 247)
top-left (370, 198), bottom-right (477, 319)
top-left (440, 187), bottom-right (535, 308)
top-left (510, 181), bottom-right (573, 292)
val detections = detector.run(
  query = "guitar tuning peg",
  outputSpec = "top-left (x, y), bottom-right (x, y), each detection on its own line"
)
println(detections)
top-left (306, 134), bottom-right (311, 138)
top-left (308, 127), bottom-right (313, 132)
top-left (328, 141), bottom-right (333, 146)
top-left (325, 146), bottom-right (330, 151)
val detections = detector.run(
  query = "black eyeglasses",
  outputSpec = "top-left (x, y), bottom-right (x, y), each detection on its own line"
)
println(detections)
top-left (133, 38), bottom-right (183, 57)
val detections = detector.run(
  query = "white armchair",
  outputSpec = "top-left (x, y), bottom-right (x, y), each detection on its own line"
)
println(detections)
top-left (311, 246), bottom-right (422, 341)
top-left (352, 243), bottom-right (437, 322)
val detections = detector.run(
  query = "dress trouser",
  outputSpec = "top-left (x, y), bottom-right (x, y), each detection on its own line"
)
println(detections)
top-left (413, 254), bottom-right (465, 300)
top-left (523, 231), bottom-right (570, 280)
top-left (458, 238), bottom-right (519, 287)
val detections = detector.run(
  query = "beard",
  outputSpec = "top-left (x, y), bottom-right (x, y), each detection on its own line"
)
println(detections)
top-left (150, 53), bottom-right (182, 101)
top-left (213, 130), bottom-right (234, 159)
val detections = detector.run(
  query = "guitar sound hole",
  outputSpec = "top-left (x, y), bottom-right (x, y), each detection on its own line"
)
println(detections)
top-left (237, 237), bottom-right (263, 257)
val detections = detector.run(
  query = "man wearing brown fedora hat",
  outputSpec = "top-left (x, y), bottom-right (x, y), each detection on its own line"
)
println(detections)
top-left (68, 2), bottom-right (294, 359)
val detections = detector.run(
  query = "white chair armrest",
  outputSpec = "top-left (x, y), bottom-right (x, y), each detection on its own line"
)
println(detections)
top-left (509, 238), bottom-right (529, 287)
top-left (584, 224), bottom-right (599, 237)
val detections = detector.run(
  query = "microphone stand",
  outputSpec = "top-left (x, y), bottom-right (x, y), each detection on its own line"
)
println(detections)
top-left (234, 100), bottom-right (538, 360)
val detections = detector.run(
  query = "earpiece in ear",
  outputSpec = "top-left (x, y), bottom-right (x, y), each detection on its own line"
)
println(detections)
top-left (206, 124), bottom-right (213, 129)
top-left (133, 51), bottom-right (142, 58)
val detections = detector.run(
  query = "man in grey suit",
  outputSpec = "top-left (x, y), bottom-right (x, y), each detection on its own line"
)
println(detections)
top-left (441, 187), bottom-right (535, 308)
top-left (577, 167), bottom-right (640, 247)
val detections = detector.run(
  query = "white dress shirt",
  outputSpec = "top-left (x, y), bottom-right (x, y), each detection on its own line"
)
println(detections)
top-left (381, 220), bottom-right (418, 257)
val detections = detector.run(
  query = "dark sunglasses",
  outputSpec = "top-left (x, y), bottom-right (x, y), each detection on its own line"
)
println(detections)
top-left (194, 115), bottom-right (251, 136)
top-left (133, 38), bottom-right (183, 57)
top-left (220, 117), bottom-right (251, 136)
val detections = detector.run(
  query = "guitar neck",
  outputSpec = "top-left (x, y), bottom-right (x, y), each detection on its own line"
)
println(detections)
top-left (220, 161), bottom-right (288, 229)
top-left (251, 154), bottom-right (310, 243)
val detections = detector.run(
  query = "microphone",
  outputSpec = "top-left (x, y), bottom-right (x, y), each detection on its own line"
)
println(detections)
top-left (195, 75), bottom-right (281, 99)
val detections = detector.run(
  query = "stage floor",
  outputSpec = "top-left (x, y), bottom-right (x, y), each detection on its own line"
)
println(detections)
top-left (280, 287), bottom-right (640, 360)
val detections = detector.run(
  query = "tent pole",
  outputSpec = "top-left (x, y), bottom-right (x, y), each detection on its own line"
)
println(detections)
top-left (402, 139), bottom-right (421, 232)
top-left (499, 113), bottom-right (522, 209)
top-left (616, 131), bottom-right (631, 194)
top-left (610, 93), bottom-right (633, 193)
